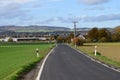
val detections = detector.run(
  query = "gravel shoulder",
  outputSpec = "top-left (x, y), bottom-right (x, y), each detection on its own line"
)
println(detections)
top-left (21, 60), bottom-right (43, 80)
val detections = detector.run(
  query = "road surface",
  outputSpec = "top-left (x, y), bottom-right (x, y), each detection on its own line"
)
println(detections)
top-left (40, 44), bottom-right (120, 80)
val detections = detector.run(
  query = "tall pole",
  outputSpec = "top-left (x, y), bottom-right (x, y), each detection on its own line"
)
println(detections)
top-left (73, 21), bottom-right (76, 38)
top-left (73, 21), bottom-right (78, 48)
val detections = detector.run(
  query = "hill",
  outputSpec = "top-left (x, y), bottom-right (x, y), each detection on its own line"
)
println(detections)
top-left (0, 25), bottom-right (71, 32)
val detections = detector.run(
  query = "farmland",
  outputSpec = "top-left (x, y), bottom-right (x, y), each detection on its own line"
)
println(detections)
top-left (0, 42), bottom-right (53, 80)
top-left (78, 43), bottom-right (120, 67)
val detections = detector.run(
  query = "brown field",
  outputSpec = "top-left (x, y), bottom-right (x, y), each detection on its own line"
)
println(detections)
top-left (78, 43), bottom-right (120, 62)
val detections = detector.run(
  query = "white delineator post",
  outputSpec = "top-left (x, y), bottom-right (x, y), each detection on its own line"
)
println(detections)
top-left (95, 46), bottom-right (97, 56)
top-left (36, 48), bottom-right (39, 57)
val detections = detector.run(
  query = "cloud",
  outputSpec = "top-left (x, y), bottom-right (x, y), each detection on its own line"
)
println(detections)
top-left (81, 13), bottom-right (120, 22)
top-left (45, 0), bottom-right (62, 2)
top-left (85, 6), bottom-right (105, 10)
top-left (0, 0), bottom-right (34, 6)
top-left (79, 0), bottom-right (110, 5)
top-left (3, 13), bottom-right (120, 26)
top-left (38, 16), bottom-right (81, 25)
top-left (42, 13), bottom-right (120, 24)
top-left (0, 3), bottom-right (27, 19)
top-left (0, 0), bottom-right (35, 19)
top-left (38, 17), bottom-right (65, 24)
top-left (0, 0), bottom-right (62, 19)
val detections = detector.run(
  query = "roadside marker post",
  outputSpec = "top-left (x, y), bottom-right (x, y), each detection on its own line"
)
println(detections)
top-left (36, 48), bottom-right (39, 57)
top-left (94, 46), bottom-right (97, 56)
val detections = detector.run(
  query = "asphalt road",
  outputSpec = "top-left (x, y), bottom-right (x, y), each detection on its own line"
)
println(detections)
top-left (40, 44), bottom-right (120, 80)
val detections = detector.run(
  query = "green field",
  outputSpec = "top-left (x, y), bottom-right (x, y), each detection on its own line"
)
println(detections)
top-left (77, 43), bottom-right (120, 67)
top-left (0, 42), bottom-right (53, 80)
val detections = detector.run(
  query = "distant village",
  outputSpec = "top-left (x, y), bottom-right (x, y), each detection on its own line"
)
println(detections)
top-left (1, 25), bottom-right (119, 44)
top-left (0, 31), bottom-right (87, 42)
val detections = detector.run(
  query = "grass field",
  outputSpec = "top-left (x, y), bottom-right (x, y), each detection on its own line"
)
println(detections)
top-left (0, 42), bottom-right (54, 80)
top-left (77, 43), bottom-right (120, 67)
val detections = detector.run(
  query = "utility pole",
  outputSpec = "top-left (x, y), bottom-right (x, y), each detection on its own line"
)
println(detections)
top-left (73, 21), bottom-right (78, 48)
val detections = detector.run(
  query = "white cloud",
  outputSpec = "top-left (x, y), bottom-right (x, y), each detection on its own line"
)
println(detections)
top-left (77, 13), bottom-right (120, 22)
top-left (0, 0), bottom-right (62, 19)
top-left (79, 0), bottom-right (110, 5)
top-left (38, 17), bottom-right (64, 24)
top-left (0, 0), bottom-right (34, 6)
top-left (44, 13), bottom-right (120, 24)
top-left (53, 0), bottom-right (61, 1)
top-left (0, 0), bottom-right (35, 19)
top-left (85, 6), bottom-right (105, 10)
top-left (0, 3), bottom-right (27, 19)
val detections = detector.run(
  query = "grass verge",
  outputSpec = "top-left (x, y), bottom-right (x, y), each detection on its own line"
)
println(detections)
top-left (0, 42), bottom-right (55, 80)
top-left (70, 44), bottom-right (120, 69)
top-left (7, 58), bottom-right (41, 80)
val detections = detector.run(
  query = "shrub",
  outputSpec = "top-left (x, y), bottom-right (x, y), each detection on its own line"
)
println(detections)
top-left (73, 38), bottom-right (83, 46)
top-left (98, 37), bottom-right (107, 42)
top-left (93, 52), bottom-right (101, 56)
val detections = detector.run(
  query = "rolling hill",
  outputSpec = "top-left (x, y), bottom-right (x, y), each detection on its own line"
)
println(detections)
top-left (0, 25), bottom-right (71, 32)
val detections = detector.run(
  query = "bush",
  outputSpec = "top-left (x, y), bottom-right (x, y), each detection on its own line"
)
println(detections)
top-left (85, 38), bottom-right (92, 43)
top-left (93, 52), bottom-right (101, 56)
top-left (56, 36), bottom-right (64, 43)
top-left (73, 38), bottom-right (83, 46)
top-left (98, 37), bottom-right (107, 42)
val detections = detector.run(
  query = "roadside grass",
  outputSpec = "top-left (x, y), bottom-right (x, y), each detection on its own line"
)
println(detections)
top-left (70, 43), bottom-right (120, 68)
top-left (0, 42), bottom-right (54, 80)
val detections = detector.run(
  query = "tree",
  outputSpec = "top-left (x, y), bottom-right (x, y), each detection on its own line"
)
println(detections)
top-left (87, 27), bottom-right (98, 42)
top-left (98, 37), bottom-right (107, 42)
top-left (114, 26), bottom-right (120, 33)
top-left (65, 36), bottom-right (71, 43)
top-left (98, 28), bottom-right (109, 42)
top-left (73, 37), bottom-right (83, 46)
top-left (111, 33), bottom-right (120, 42)
top-left (8, 37), bottom-right (13, 42)
top-left (112, 26), bottom-right (120, 42)
top-left (64, 32), bottom-right (74, 43)
top-left (56, 36), bottom-right (64, 43)
top-left (69, 32), bottom-right (74, 38)
top-left (54, 35), bottom-right (59, 40)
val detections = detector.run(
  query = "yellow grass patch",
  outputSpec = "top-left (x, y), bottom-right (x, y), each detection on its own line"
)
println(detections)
top-left (79, 43), bottom-right (120, 62)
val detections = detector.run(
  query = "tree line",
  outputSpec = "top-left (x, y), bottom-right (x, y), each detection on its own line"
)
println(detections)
top-left (87, 26), bottom-right (120, 42)
top-left (56, 26), bottom-right (120, 45)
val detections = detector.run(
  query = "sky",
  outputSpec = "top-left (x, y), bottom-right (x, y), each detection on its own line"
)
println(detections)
top-left (0, 0), bottom-right (120, 28)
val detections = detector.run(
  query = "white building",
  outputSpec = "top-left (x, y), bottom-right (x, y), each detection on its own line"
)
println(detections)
top-left (0, 37), bottom-right (47, 42)
top-left (0, 37), bottom-right (11, 42)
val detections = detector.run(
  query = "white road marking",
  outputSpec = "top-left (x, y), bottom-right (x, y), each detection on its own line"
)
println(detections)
top-left (68, 46), bottom-right (120, 73)
top-left (35, 46), bottom-right (56, 80)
